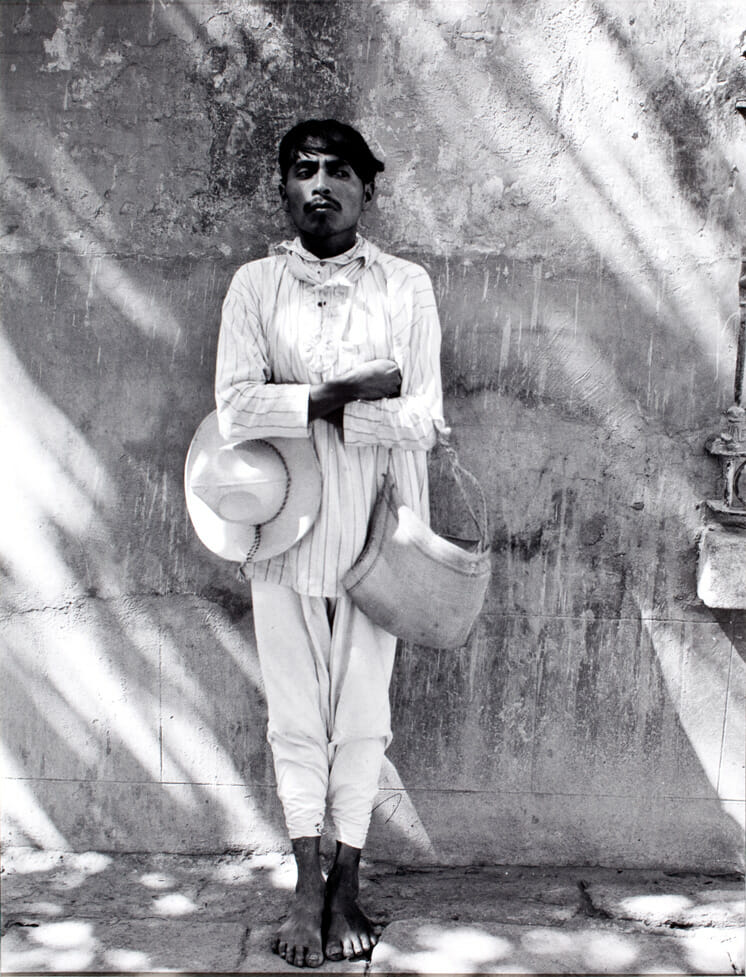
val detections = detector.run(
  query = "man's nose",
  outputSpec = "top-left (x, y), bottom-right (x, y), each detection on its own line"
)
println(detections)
top-left (310, 169), bottom-right (330, 194)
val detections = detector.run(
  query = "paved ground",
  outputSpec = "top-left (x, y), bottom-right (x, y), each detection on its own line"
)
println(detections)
top-left (1, 847), bottom-right (744, 975)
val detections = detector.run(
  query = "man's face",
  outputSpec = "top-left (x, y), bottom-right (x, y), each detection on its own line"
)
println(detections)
top-left (279, 147), bottom-right (372, 249)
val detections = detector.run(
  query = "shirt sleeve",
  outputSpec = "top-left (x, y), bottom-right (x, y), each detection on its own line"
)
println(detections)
top-left (342, 264), bottom-right (444, 450)
top-left (214, 264), bottom-right (311, 441)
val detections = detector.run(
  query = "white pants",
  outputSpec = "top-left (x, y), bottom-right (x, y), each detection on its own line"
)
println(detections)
top-left (250, 580), bottom-right (397, 849)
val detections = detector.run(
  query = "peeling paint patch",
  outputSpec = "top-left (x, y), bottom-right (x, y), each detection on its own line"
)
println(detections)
top-left (42, 1), bottom-right (89, 72)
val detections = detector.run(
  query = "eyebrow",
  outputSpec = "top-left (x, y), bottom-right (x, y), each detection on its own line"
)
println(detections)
top-left (291, 153), bottom-right (351, 168)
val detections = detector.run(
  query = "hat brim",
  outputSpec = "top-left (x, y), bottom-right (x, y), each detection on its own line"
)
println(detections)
top-left (185, 411), bottom-right (322, 563)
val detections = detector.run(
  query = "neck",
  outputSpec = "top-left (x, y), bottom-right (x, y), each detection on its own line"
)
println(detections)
top-left (298, 227), bottom-right (358, 258)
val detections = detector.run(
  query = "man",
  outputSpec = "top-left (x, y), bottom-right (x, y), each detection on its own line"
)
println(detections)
top-left (214, 119), bottom-right (444, 968)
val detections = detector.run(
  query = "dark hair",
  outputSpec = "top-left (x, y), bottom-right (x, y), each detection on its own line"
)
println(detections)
top-left (278, 119), bottom-right (384, 185)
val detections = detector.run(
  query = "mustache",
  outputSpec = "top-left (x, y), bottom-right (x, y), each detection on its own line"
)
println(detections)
top-left (304, 198), bottom-right (340, 212)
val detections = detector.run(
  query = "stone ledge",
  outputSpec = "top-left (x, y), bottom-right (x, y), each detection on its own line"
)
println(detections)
top-left (697, 525), bottom-right (746, 609)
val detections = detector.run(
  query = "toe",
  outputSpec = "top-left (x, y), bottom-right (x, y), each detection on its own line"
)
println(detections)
top-left (306, 949), bottom-right (324, 968)
top-left (325, 941), bottom-right (343, 962)
top-left (293, 946), bottom-right (307, 969)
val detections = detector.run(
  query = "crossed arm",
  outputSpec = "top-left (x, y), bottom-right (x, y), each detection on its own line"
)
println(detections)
top-left (215, 264), bottom-right (444, 450)
top-left (307, 359), bottom-right (402, 424)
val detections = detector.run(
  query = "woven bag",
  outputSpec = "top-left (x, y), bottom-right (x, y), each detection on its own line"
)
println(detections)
top-left (342, 444), bottom-right (492, 649)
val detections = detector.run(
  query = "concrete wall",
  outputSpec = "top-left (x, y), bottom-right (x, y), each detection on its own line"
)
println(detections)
top-left (2, 0), bottom-right (745, 870)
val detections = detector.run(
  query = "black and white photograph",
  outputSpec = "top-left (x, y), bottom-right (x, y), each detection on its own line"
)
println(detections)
top-left (1, 1), bottom-right (745, 974)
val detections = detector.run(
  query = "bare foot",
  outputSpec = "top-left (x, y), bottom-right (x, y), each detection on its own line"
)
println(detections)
top-left (273, 837), bottom-right (325, 968)
top-left (274, 889), bottom-right (325, 968)
top-left (323, 843), bottom-right (379, 961)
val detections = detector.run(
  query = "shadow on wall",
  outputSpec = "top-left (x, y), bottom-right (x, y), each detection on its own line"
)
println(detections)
top-left (1, 0), bottom-right (744, 864)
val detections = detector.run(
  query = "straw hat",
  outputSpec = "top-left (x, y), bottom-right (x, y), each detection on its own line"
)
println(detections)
top-left (185, 411), bottom-right (322, 563)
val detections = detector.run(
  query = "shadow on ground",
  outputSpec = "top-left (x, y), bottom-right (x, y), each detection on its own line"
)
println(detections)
top-left (1, 848), bottom-right (743, 975)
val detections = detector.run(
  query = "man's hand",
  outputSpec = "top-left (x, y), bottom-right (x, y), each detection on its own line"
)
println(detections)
top-left (339, 359), bottom-right (402, 400)
top-left (308, 359), bottom-right (402, 423)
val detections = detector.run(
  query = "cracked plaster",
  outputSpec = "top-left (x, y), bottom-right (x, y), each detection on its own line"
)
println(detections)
top-left (1, 0), bottom-right (745, 868)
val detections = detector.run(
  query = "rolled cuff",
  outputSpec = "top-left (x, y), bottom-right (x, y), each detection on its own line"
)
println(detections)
top-left (216, 382), bottom-right (311, 441)
top-left (342, 398), bottom-right (438, 450)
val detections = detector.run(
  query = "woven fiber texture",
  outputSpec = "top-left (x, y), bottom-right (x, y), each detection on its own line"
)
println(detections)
top-left (342, 473), bottom-right (491, 649)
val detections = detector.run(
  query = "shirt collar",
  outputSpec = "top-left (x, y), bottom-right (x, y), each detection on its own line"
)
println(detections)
top-left (275, 234), bottom-right (379, 268)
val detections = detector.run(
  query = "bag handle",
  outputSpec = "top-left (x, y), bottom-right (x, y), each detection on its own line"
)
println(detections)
top-left (384, 427), bottom-right (490, 550)
top-left (435, 427), bottom-right (490, 551)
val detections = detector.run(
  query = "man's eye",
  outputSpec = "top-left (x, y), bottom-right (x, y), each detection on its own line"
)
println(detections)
top-left (333, 169), bottom-right (351, 179)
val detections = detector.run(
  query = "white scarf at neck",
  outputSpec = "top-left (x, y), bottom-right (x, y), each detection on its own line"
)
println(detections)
top-left (275, 235), bottom-right (380, 286)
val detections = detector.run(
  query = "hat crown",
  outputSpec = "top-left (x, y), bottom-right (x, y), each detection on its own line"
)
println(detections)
top-left (185, 412), bottom-right (322, 563)
top-left (191, 441), bottom-right (287, 524)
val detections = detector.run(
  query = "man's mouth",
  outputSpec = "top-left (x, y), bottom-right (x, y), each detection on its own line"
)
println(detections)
top-left (306, 200), bottom-right (338, 212)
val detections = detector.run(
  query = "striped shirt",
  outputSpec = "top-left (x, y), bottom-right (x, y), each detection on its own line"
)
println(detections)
top-left (214, 235), bottom-right (444, 597)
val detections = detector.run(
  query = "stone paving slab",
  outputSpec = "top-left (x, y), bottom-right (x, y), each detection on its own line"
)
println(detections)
top-left (1, 919), bottom-right (248, 973)
top-left (1, 849), bottom-right (744, 974)
top-left (0, 849), bottom-right (292, 917)
top-left (370, 918), bottom-right (745, 975)
top-left (1, 919), bottom-right (373, 975)
top-left (583, 875), bottom-right (745, 928)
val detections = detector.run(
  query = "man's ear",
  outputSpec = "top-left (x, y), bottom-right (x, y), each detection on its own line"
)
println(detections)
top-left (279, 182), bottom-right (289, 211)
top-left (362, 182), bottom-right (375, 207)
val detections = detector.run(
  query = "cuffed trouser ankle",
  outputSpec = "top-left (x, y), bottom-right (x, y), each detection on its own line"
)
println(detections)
top-left (250, 580), bottom-right (397, 849)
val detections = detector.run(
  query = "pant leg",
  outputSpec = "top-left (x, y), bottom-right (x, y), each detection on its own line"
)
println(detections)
top-left (250, 579), bottom-right (332, 840)
top-left (327, 595), bottom-right (397, 849)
